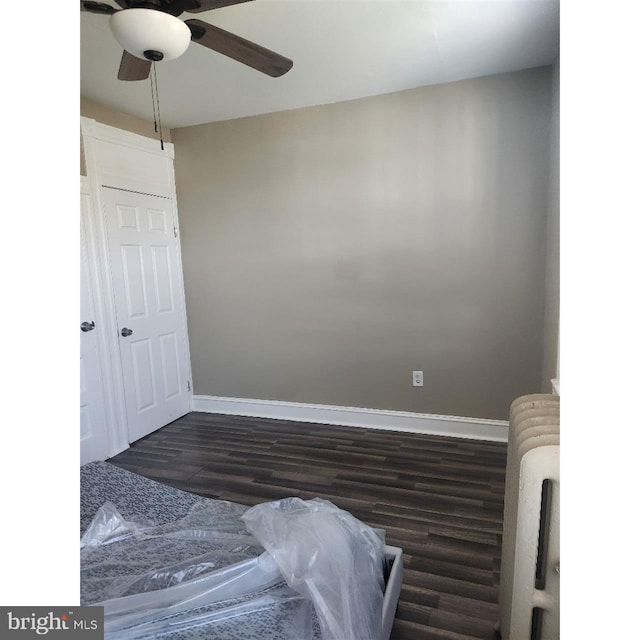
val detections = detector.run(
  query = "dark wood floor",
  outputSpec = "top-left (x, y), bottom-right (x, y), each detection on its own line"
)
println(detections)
top-left (109, 411), bottom-right (507, 640)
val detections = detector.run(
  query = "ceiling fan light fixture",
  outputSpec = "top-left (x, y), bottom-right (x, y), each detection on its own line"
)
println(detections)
top-left (110, 8), bottom-right (191, 62)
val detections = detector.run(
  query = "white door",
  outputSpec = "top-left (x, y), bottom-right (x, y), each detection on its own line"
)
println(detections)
top-left (80, 189), bottom-right (111, 464)
top-left (102, 186), bottom-right (191, 443)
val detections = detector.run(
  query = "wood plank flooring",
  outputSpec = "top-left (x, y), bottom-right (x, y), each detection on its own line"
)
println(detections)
top-left (108, 411), bottom-right (507, 640)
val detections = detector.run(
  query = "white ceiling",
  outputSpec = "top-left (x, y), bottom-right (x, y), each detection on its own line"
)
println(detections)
top-left (80, 0), bottom-right (559, 130)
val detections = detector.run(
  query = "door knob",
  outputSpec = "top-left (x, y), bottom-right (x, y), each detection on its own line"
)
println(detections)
top-left (81, 321), bottom-right (96, 332)
top-left (121, 327), bottom-right (133, 337)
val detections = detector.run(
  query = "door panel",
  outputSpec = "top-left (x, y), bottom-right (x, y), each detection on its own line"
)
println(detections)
top-left (131, 337), bottom-right (156, 411)
top-left (151, 246), bottom-right (174, 312)
top-left (103, 187), bottom-right (191, 443)
top-left (159, 333), bottom-right (181, 398)
top-left (122, 246), bottom-right (148, 317)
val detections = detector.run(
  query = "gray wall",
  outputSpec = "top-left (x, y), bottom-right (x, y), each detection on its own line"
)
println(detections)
top-left (173, 67), bottom-right (553, 420)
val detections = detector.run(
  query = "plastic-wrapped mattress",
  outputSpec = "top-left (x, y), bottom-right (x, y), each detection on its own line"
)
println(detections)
top-left (80, 462), bottom-right (402, 640)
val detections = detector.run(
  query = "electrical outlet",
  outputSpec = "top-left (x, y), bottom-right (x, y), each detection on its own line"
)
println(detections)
top-left (412, 370), bottom-right (424, 387)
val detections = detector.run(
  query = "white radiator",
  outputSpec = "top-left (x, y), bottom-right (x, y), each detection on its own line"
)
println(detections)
top-left (498, 394), bottom-right (560, 640)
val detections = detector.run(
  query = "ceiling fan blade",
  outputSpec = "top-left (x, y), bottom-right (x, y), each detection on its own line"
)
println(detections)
top-left (117, 50), bottom-right (152, 81)
top-left (186, 0), bottom-right (255, 13)
top-left (81, 1), bottom-right (118, 14)
top-left (186, 19), bottom-right (293, 77)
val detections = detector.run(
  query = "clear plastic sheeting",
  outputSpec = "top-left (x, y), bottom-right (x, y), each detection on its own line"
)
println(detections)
top-left (81, 502), bottom-right (151, 549)
top-left (81, 496), bottom-right (387, 640)
top-left (100, 554), bottom-right (303, 638)
top-left (242, 497), bottom-right (386, 640)
top-left (81, 501), bottom-right (264, 606)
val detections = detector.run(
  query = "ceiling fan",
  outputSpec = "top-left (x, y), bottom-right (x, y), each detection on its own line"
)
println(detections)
top-left (81, 0), bottom-right (293, 81)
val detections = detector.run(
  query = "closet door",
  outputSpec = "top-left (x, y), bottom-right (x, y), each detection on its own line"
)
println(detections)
top-left (80, 188), bottom-right (111, 463)
top-left (102, 186), bottom-right (191, 443)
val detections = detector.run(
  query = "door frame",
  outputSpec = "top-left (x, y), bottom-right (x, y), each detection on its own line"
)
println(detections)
top-left (81, 117), bottom-right (194, 456)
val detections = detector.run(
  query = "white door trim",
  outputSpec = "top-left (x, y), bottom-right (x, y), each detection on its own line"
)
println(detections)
top-left (81, 117), bottom-right (194, 455)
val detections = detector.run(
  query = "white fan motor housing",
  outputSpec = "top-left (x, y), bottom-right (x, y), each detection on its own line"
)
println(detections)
top-left (110, 8), bottom-right (191, 61)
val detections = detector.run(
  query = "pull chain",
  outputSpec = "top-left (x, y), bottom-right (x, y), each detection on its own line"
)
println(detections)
top-left (149, 62), bottom-right (164, 151)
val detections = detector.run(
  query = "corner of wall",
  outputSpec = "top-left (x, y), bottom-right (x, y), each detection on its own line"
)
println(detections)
top-left (540, 58), bottom-right (560, 392)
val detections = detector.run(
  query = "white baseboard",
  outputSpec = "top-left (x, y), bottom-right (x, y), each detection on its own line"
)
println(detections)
top-left (193, 395), bottom-right (509, 442)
